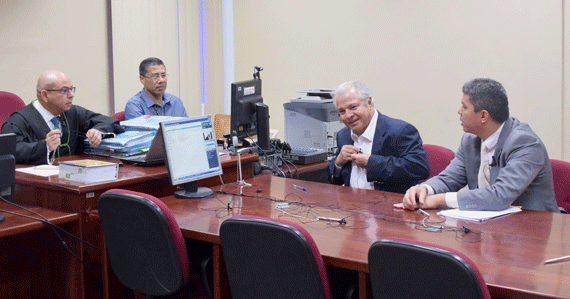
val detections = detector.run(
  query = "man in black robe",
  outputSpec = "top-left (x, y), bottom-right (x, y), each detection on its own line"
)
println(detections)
top-left (1, 70), bottom-right (124, 165)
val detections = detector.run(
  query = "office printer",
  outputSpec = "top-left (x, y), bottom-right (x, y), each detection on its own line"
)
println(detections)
top-left (284, 89), bottom-right (345, 154)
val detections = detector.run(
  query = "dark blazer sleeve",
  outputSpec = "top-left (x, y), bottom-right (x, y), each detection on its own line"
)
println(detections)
top-left (327, 127), bottom-right (352, 186)
top-left (367, 122), bottom-right (429, 181)
top-left (65, 106), bottom-right (125, 156)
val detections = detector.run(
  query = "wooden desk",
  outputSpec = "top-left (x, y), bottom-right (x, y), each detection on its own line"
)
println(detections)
top-left (15, 153), bottom-right (258, 212)
top-left (0, 202), bottom-right (81, 299)
top-left (14, 153), bottom-right (259, 299)
top-left (161, 175), bottom-right (570, 299)
top-left (287, 160), bottom-right (330, 183)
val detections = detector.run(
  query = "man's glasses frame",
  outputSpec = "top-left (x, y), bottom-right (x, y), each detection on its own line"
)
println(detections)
top-left (142, 73), bottom-right (168, 81)
top-left (45, 86), bottom-right (76, 95)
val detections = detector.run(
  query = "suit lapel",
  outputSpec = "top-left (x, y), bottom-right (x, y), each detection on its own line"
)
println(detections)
top-left (490, 117), bottom-right (514, 182)
top-left (468, 136), bottom-right (482, 188)
top-left (371, 111), bottom-right (386, 154)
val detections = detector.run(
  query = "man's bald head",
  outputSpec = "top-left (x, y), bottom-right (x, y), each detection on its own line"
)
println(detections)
top-left (36, 70), bottom-right (74, 115)
top-left (36, 70), bottom-right (68, 99)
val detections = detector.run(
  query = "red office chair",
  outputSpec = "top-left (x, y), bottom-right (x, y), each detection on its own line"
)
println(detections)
top-left (98, 189), bottom-right (190, 298)
top-left (551, 159), bottom-right (570, 213)
top-left (422, 144), bottom-right (455, 182)
top-left (368, 237), bottom-right (491, 299)
top-left (112, 111), bottom-right (126, 121)
top-left (0, 91), bottom-right (26, 128)
top-left (219, 215), bottom-right (331, 299)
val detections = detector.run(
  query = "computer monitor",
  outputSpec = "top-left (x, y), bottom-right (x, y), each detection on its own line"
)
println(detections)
top-left (0, 133), bottom-right (16, 223)
top-left (230, 78), bottom-right (271, 151)
top-left (159, 115), bottom-right (223, 199)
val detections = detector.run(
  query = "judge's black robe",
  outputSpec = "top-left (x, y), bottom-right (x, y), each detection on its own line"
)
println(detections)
top-left (1, 103), bottom-right (124, 165)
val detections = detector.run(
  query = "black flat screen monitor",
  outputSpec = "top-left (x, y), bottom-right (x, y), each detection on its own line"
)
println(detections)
top-left (230, 78), bottom-right (270, 151)
top-left (0, 133), bottom-right (16, 223)
top-left (159, 115), bottom-right (223, 199)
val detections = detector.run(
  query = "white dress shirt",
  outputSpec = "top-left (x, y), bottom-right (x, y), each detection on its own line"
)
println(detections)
top-left (349, 110), bottom-right (379, 190)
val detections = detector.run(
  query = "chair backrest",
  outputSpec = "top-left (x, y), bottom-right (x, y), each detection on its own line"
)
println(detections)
top-left (213, 114), bottom-right (231, 139)
top-left (112, 111), bottom-right (126, 121)
top-left (0, 91), bottom-right (26, 128)
top-left (422, 144), bottom-right (455, 181)
top-left (368, 237), bottom-right (491, 299)
top-left (551, 159), bottom-right (570, 213)
top-left (219, 215), bottom-right (331, 299)
top-left (98, 189), bottom-right (189, 297)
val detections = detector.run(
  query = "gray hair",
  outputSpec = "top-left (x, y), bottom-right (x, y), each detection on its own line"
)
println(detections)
top-left (334, 80), bottom-right (372, 106)
top-left (462, 78), bottom-right (509, 123)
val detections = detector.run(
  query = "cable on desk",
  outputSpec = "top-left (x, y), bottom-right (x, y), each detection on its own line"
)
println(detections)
top-left (213, 188), bottom-right (483, 241)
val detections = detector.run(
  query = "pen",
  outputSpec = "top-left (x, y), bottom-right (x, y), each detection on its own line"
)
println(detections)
top-left (544, 254), bottom-right (570, 264)
top-left (317, 216), bottom-right (343, 222)
top-left (292, 184), bottom-right (307, 191)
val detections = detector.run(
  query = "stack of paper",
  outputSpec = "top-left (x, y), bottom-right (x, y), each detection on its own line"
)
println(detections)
top-left (85, 131), bottom-right (156, 157)
top-left (120, 115), bottom-right (186, 131)
top-left (437, 207), bottom-right (522, 222)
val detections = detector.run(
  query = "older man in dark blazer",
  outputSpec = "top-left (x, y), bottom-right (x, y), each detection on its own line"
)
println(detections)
top-left (327, 80), bottom-right (429, 193)
top-left (396, 78), bottom-right (559, 212)
top-left (1, 70), bottom-right (124, 165)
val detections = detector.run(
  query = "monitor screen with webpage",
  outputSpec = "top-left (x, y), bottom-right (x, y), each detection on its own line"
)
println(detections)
top-left (159, 115), bottom-right (223, 199)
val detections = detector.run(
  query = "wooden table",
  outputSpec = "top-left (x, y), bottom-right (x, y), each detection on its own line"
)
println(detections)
top-left (0, 202), bottom-right (81, 299)
top-left (14, 153), bottom-right (259, 299)
top-left (160, 175), bottom-right (570, 299)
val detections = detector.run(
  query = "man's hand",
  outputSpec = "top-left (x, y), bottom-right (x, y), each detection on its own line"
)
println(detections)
top-left (353, 152), bottom-right (370, 168)
top-left (46, 129), bottom-right (62, 151)
top-left (86, 129), bottom-right (102, 147)
top-left (394, 186), bottom-right (447, 210)
top-left (336, 145), bottom-right (363, 167)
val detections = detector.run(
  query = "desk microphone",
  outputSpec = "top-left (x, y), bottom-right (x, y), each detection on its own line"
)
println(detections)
top-left (231, 132), bottom-right (239, 156)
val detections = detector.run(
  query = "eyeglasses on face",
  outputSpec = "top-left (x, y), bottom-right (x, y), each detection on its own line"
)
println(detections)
top-left (45, 86), bottom-right (76, 95)
top-left (143, 73), bottom-right (168, 80)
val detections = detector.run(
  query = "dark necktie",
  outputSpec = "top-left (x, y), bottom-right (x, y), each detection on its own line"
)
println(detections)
top-left (51, 116), bottom-right (60, 130)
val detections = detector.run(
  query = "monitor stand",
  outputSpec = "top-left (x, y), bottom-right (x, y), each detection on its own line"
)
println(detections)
top-left (175, 181), bottom-right (213, 199)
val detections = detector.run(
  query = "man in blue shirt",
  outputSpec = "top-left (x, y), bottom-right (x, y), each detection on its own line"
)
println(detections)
top-left (124, 57), bottom-right (188, 120)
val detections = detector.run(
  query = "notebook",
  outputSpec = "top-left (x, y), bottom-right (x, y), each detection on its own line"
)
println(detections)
top-left (113, 129), bottom-right (165, 166)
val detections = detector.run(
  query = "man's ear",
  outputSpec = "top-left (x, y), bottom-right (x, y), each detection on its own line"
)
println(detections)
top-left (139, 75), bottom-right (145, 85)
top-left (480, 109), bottom-right (490, 124)
top-left (38, 90), bottom-right (48, 103)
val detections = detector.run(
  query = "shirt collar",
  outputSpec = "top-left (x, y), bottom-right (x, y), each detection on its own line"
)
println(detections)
top-left (483, 122), bottom-right (504, 151)
top-left (351, 110), bottom-right (378, 142)
top-left (141, 88), bottom-right (169, 108)
top-left (33, 99), bottom-right (59, 125)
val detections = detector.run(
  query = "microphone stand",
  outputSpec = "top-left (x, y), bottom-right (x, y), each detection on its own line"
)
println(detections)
top-left (236, 148), bottom-right (251, 186)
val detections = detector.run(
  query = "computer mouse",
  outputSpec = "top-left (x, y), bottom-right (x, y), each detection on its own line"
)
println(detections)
top-left (35, 165), bottom-right (59, 170)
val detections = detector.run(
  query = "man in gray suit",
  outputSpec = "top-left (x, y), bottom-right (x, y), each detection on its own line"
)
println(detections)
top-left (395, 78), bottom-right (559, 212)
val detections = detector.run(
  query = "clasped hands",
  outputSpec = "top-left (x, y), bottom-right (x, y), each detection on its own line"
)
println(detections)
top-left (336, 145), bottom-right (370, 168)
top-left (46, 128), bottom-right (103, 151)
